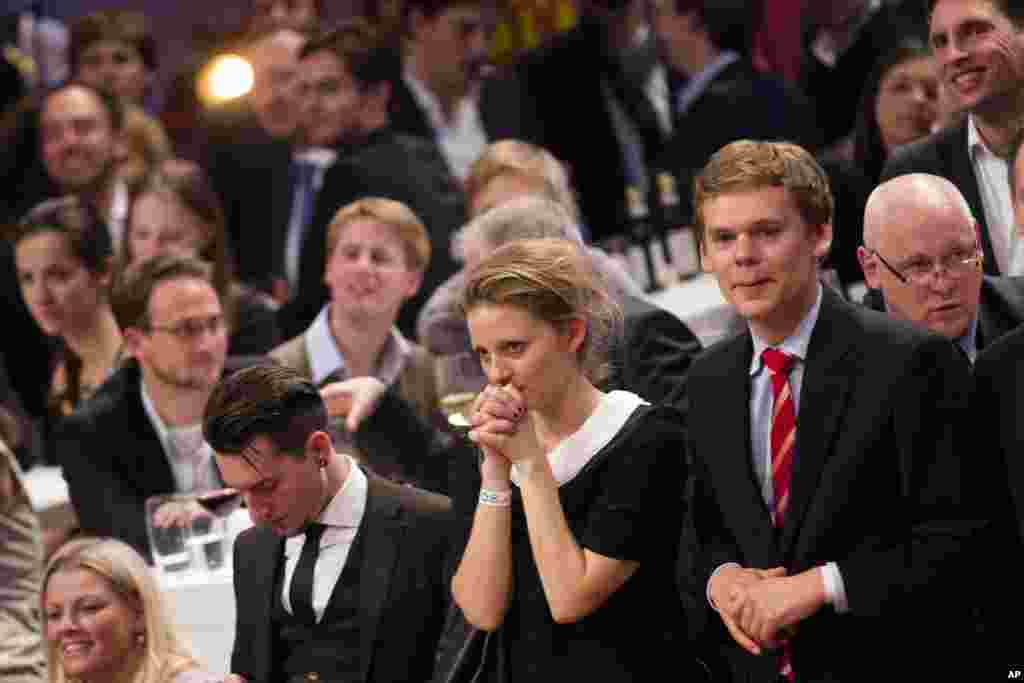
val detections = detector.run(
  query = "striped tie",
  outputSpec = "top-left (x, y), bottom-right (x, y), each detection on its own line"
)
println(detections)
top-left (762, 347), bottom-right (797, 681)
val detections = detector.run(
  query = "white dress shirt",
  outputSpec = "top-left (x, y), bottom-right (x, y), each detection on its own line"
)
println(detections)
top-left (140, 382), bottom-right (218, 493)
top-left (304, 306), bottom-right (412, 387)
top-left (403, 69), bottom-right (488, 181)
top-left (280, 457), bottom-right (368, 622)
top-left (708, 285), bottom-right (848, 613)
top-left (967, 115), bottom-right (1015, 274)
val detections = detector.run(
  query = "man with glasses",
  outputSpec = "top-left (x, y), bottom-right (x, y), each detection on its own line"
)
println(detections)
top-left (859, 173), bottom-right (1024, 362)
top-left (55, 254), bottom-right (236, 557)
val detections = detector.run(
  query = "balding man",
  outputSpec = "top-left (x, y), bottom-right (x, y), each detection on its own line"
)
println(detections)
top-left (858, 173), bottom-right (1024, 362)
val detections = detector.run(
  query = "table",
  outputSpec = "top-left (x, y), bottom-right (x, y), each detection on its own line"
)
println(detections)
top-left (646, 273), bottom-right (741, 347)
top-left (158, 508), bottom-right (252, 674)
top-left (161, 567), bottom-right (236, 674)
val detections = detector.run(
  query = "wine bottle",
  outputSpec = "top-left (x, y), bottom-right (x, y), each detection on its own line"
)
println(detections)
top-left (656, 172), bottom-right (701, 280)
top-left (625, 186), bottom-right (659, 292)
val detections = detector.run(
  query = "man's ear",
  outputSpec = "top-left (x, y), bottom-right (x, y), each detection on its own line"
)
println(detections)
top-left (857, 246), bottom-right (882, 289)
top-left (122, 326), bottom-right (144, 359)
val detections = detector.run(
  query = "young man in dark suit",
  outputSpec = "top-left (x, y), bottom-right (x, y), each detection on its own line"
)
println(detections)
top-left (278, 19), bottom-right (466, 340)
top-left (680, 140), bottom-right (980, 681)
top-left (858, 173), bottom-right (1024, 361)
top-left (56, 255), bottom-right (232, 556)
top-left (651, 0), bottom-right (820, 224)
top-left (203, 363), bottom-right (453, 683)
top-left (882, 0), bottom-right (1024, 276)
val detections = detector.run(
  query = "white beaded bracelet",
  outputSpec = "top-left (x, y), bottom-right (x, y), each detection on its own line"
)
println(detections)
top-left (479, 488), bottom-right (512, 507)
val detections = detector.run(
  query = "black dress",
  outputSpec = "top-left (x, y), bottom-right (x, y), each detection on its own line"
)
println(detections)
top-left (495, 395), bottom-right (690, 679)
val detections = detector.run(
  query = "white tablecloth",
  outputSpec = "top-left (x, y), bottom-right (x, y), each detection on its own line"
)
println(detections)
top-left (161, 567), bottom-right (236, 674)
top-left (646, 273), bottom-right (741, 347)
top-left (159, 508), bottom-right (252, 675)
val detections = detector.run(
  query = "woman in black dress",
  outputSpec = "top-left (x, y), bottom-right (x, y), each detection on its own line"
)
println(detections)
top-left (452, 237), bottom-right (694, 679)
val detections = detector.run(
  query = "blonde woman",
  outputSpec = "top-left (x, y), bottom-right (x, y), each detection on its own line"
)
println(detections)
top-left (451, 238), bottom-right (694, 679)
top-left (42, 537), bottom-right (220, 683)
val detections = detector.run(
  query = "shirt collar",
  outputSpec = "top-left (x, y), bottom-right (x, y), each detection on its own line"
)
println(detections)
top-left (140, 379), bottom-right (170, 449)
top-left (966, 114), bottom-right (999, 160)
top-left (958, 314), bottom-right (979, 362)
top-left (749, 283), bottom-right (823, 376)
top-left (511, 391), bottom-right (647, 487)
top-left (285, 455), bottom-right (367, 553)
top-left (140, 380), bottom-right (208, 461)
top-left (403, 68), bottom-right (456, 130)
top-left (675, 50), bottom-right (740, 117)
top-left (293, 146), bottom-right (337, 167)
top-left (304, 306), bottom-right (412, 386)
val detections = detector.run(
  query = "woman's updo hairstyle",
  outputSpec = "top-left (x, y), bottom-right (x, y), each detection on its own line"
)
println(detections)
top-left (460, 238), bottom-right (622, 384)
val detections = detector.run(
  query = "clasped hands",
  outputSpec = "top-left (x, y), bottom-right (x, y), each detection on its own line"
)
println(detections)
top-left (467, 384), bottom-right (544, 475)
top-left (709, 564), bottom-right (827, 656)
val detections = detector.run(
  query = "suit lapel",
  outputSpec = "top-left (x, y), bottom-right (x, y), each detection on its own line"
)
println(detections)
top-left (110, 366), bottom-right (177, 496)
top-left (948, 123), bottom-right (999, 275)
top-left (358, 474), bottom-right (405, 683)
top-left (779, 289), bottom-right (856, 557)
top-left (706, 334), bottom-right (779, 567)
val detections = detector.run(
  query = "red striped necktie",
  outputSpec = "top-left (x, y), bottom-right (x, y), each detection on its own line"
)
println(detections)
top-left (762, 347), bottom-right (797, 681)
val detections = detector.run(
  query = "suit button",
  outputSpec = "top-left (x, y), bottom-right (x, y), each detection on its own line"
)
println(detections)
top-left (305, 673), bottom-right (320, 681)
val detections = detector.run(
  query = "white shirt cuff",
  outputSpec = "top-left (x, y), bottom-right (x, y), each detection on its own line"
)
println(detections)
top-left (821, 562), bottom-right (849, 614)
top-left (706, 562), bottom-right (741, 610)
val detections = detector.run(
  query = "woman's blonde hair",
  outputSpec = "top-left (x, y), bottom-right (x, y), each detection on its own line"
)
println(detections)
top-left (42, 538), bottom-right (197, 683)
top-left (460, 238), bottom-right (622, 384)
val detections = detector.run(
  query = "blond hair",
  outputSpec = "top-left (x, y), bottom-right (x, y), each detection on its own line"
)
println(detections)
top-left (461, 238), bottom-right (622, 383)
top-left (693, 140), bottom-right (833, 247)
top-left (42, 538), bottom-right (197, 683)
top-left (464, 140), bottom-right (580, 221)
top-left (326, 197), bottom-right (431, 272)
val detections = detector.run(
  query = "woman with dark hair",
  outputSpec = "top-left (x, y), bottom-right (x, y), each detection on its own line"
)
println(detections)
top-left (822, 38), bottom-right (938, 291)
top-left (851, 37), bottom-right (938, 185)
top-left (8, 197), bottom-right (122, 422)
top-left (123, 159), bottom-right (281, 356)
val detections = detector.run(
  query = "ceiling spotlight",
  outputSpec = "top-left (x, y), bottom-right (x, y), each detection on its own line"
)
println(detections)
top-left (197, 54), bottom-right (254, 106)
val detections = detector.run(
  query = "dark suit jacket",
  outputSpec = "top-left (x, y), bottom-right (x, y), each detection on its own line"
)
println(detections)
top-left (204, 122), bottom-right (295, 291)
top-left (681, 287), bottom-right (980, 681)
top-left (660, 57), bottom-right (821, 227)
top-left (799, 1), bottom-right (927, 146)
top-left (387, 74), bottom-right (518, 151)
top-left (54, 361), bottom-right (178, 556)
top-left (882, 121), bottom-right (1001, 275)
top-left (230, 473), bottom-right (453, 683)
top-left (501, 13), bottom-right (666, 243)
top-left (610, 293), bottom-right (702, 404)
top-left (861, 276), bottom-right (1024, 353)
top-left (54, 357), bottom-right (257, 556)
top-left (277, 126), bottom-right (466, 341)
top-left (971, 322), bottom-right (1024, 661)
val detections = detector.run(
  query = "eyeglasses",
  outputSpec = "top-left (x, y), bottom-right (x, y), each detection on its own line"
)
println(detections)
top-left (147, 314), bottom-right (226, 341)
top-left (867, 248), bottom-right (982, 286)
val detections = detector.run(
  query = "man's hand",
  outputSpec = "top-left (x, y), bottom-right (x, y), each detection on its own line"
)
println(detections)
top-left (733, 568), bottom-right (827, 648)
top-left (320, 377), bottom-right (387, 432)
top-left (152, 499), bottom-right (211, 528)
top-left (709, 565), bottom-right (787, 655)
